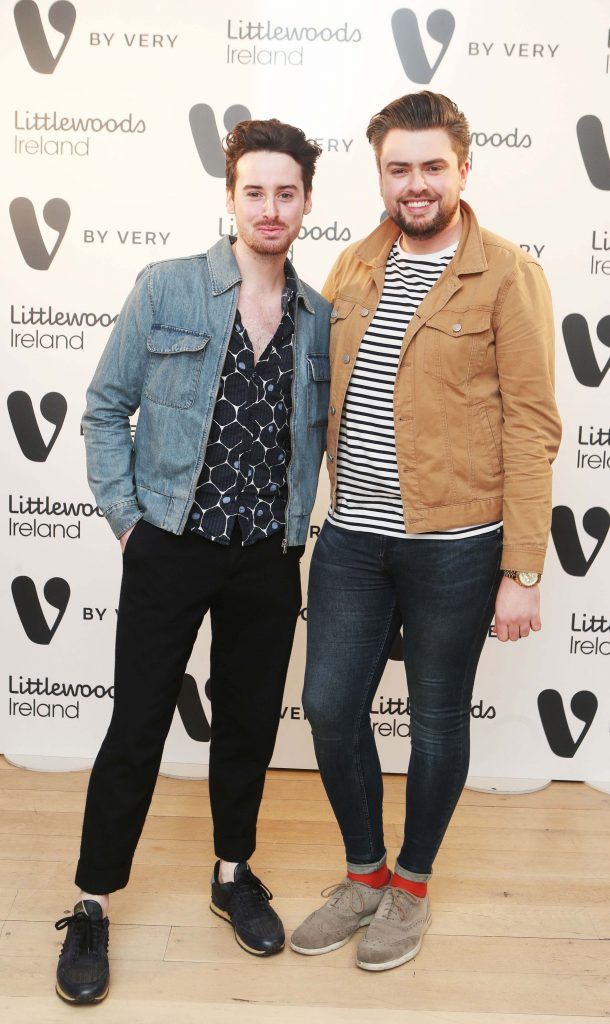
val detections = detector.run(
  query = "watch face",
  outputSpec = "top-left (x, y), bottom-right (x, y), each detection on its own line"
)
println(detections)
top-left (518, 572), bottom-right (539, 587)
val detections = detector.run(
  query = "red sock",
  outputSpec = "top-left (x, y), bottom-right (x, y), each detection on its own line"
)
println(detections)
top-left (391, 873), bottom-right (427, 898)
top-left (347, 864), bottom-right (391, 888)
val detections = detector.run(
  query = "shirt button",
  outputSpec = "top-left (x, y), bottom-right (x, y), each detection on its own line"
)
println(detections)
top-left (233, 460), bottom-right (240, 469)
top-left (360, 308), bottom-right (369, 316)
top-left (238, 506), bottom-right (246, 514)
top-left (342, 354), bottom-right (350, 364)
top-left (452, 323), bottom-right (462, 333)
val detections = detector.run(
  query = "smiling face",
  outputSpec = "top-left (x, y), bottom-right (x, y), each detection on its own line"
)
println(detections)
top-left (379, 127), bottom-right (469, 247)
top-left (227, 150), bottom-right (312, 257)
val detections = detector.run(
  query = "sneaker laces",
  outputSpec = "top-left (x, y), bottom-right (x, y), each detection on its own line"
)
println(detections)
top-left (55, 911), bottom-right (106, 958)
top-left (320, 879), bottom-right (366, 914)
top-left (233, 870), bottom-right (273, 914)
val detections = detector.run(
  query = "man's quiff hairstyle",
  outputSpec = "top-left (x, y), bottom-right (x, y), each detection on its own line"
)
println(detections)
top-left (224, 119), bottom-right (323, 195)
top-left (366, 91), bottom-right (470, 167)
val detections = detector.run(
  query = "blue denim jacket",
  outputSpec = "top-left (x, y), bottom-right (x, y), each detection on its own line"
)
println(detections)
top-left (83, 236), bottom-right (331, 546)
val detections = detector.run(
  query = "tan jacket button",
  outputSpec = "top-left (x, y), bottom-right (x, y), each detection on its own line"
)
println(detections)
top-left (452, 323), bottom-right (462, 333)
top-left (342, 353), bottom-right (351, 363)
top-left (330, 406), bottom-right (336, 415)
top-left (360, 308), bottom-right (369, 316)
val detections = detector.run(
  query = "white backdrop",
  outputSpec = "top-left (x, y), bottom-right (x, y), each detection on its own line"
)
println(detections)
top-left (2, 0), bottom-right (608, 783)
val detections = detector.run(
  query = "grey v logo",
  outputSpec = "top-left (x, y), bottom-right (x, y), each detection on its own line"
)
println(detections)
top-left (391, 8), bottom-right (455, 83)
top-left (9, 197), bottom-right (70, 269)
top-left (537, 690), bottom-right (598, 758)
top-left (7, 391), bottom-right (67, 462)
top-left (576, 116), bottom-right (610, 191)
top-left (14, 0), bottom-right (76, 74)
top-left (562, 314), bottom-right (610, 387)
top-left (189, 103), bottom-right (251, 177)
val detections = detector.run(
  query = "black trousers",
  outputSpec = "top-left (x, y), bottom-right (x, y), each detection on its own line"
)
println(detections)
top-left (75, 520), bottom-right (303, 894)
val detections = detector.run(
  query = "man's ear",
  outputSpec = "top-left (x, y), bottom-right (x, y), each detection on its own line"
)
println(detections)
top-left (303, 190), bottom-right (312, 216)
top-left (226, 187), bottom-right (235, 213)
top-left (459, 161), bottom-right (470, 192)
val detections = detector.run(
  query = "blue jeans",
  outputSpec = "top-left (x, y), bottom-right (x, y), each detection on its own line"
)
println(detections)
top-left (302, 521), bottom-right (503, 880)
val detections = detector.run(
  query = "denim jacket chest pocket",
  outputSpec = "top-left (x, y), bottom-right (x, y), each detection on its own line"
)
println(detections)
top-left (143, 325), bottom-right (211, 409)
top-left (306, 354), bottom-right (331, 427)
top-left (423, 309), bottom-right (492, 387)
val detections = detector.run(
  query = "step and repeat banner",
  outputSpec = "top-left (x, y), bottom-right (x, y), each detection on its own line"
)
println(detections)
top-left (1, 1), bottom-right (608, 781)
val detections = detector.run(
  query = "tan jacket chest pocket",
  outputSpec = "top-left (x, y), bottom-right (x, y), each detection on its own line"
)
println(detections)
top-left (143, 326), bottom-right (210, 410)
top-left (423, 309), bottom-right (492, 386)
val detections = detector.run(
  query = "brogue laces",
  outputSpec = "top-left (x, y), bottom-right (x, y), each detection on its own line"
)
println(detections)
top-left (320, 879), bottom-right (366, 914)
top-left (378, 887), bottom-right (416, 923)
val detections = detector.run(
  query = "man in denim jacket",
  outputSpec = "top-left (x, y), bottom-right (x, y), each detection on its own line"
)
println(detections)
top-left (54, 120), bottom-right (330, 1004)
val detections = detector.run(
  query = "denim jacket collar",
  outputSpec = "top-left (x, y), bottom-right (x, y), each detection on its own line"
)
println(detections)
top-left (207, 235), bottom-right (314, 314)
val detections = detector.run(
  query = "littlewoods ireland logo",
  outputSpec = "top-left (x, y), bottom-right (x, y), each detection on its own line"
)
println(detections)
top-left (14, 0), bottom-right (76, 74)
top-left (12, 576), bottom-right (71, 645)
top-left (8, 390), bottom-right (67, 461)
top-left (10, 197), bottom-right (70, 269)
top-left (576, 115), bottom-right (610, 190)
top-left (391, 8), bottom-right (454, 83)
top-left (562, 314), bottom-right (610, 387)
top-left (538, 689), bottom-right (598, 758)
top-left (189, 103), bottom-right (252, 177)
top-left (551, 506), bottom-right (610, 577)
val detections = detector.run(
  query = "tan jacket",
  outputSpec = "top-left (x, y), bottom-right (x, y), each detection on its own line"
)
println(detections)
top-left (322, 201), bottom-right (562, 573)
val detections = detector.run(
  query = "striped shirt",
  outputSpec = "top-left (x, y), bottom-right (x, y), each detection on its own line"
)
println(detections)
top-left (328, 239), bottom-right (501, 540)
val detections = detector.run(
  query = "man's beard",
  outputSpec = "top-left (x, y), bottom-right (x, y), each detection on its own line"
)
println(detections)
top-left (390, 193), bottom-right (460, 240)
top-left (242, 221), bottom-right (294, 256)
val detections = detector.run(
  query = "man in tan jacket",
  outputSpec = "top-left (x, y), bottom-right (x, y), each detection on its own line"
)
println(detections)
top-left (291, 91), bottom-right (561, 972)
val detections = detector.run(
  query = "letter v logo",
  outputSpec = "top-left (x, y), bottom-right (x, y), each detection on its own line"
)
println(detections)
top-left (537, 690), bottom-right (598, 758)
top-left (7, 391), bottom-right (67, 462)
top-left (9, 197), bottom-right (70, 270)
top-left (391, 8), bottom-right (455, 83)
top-left (14, 1), bottom-right (76, 74)
top-left (576, 115), bottom-right (610, 190)
top-left (12, 576), bottom-right (71, 644)
top-left (176, 675), bottom-right (211, 742)
top-left (562, 314), bottom-right (610, 387)
top-left (551, 506), bottom-right (610, 576)
top-left (189, 103), bottom-right (252, 177)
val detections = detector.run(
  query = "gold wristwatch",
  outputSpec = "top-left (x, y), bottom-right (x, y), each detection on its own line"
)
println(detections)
top-left (502, 570), bottom-right (541, 588)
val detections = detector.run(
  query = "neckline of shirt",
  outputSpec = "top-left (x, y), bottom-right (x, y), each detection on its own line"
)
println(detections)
top-left (392, 239), bottom-right (458, 262)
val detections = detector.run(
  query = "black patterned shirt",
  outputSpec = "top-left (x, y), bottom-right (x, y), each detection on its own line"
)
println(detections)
top-left (188, 274), bottom-right (296, 545)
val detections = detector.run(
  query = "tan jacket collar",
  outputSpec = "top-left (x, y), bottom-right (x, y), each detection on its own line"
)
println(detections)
top-left (354, 200), bottom-right (488, 276)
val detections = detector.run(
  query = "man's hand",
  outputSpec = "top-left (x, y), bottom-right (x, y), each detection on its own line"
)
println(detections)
top-left (494, 575), bottom-right (541, 642)
top-left (119, 525), bottom-right (135, 553)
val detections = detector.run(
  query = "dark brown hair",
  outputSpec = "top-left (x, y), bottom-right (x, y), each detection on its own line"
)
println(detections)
top-left (366, 91), bottom-right (470, 166)
top-left (224, 119), bottom-right (322, 195)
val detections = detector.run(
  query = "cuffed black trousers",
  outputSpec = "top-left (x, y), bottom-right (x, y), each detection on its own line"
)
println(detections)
top-left (76, 519), bottom-right (303, 893)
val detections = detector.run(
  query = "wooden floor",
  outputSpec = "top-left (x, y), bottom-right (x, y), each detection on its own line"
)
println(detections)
top-left (0, 755), bottom-right (608, 1023)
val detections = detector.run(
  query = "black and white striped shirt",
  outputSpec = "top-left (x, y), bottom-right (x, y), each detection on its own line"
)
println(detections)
top-left (328, 239), bottom-right (501, 540)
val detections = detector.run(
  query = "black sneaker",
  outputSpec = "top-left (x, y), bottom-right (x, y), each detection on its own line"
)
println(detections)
top-left (210, 861), bottom-right (285, 956)
top-left (55, 899), bottom-right (110, 1004)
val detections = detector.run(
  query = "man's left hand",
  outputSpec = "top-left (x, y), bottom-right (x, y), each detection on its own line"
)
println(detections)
top-left (494, 576), bottom-right (541, 642)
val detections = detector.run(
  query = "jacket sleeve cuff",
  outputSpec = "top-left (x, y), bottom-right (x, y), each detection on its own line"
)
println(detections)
top-left (104, 501), bottom-right (143, 540)
top-left (500, 545), bottom-right (547, 574)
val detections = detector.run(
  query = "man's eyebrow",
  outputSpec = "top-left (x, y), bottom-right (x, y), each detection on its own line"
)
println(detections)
top-left (385, 158), bottom-right (448, 168)
top-left (240, 183), bottom-right (299, 190)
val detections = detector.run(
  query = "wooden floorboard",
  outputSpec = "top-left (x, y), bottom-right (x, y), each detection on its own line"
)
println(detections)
top-left (0, 756), bottom-right (607, 1021)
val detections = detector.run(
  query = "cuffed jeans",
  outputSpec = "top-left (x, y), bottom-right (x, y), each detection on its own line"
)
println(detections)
top-left (76, 520), bottom-right (303, 894)
top-left (302, 520), bottom-right (503, 879)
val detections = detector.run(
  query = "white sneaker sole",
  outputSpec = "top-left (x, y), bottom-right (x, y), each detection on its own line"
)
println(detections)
top-left (356, 912), bottom-right (432, 971)
top-left (290, 915), bottom-right (375, 956)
